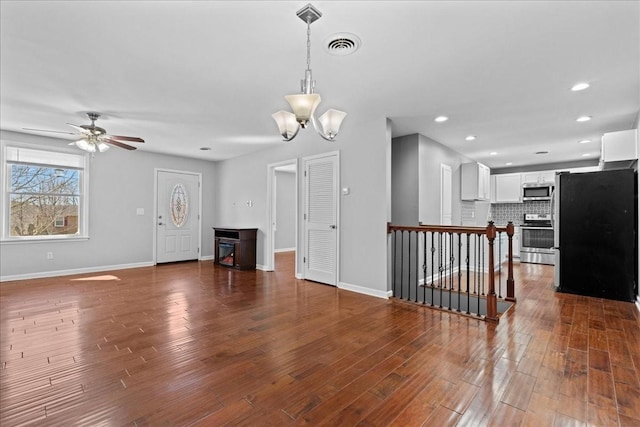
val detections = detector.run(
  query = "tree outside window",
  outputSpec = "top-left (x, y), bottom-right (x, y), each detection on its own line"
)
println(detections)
top-left (10, 165), bottom-right (80, 236)
top-left (3, 143), bottom-right (87, 240)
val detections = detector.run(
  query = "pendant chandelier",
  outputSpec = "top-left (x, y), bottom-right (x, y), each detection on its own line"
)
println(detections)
top-left (272, 3), bottom-right (347, 142)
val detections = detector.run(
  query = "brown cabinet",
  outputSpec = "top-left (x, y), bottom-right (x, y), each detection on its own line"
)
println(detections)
top-left (213, 227), bottom-right (257, 270)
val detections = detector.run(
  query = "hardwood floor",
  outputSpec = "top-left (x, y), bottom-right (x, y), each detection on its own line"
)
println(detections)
top-left (1, 253), bottom-right (639, 426)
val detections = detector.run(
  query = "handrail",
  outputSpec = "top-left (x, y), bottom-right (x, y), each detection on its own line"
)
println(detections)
top-left (387, 221), bottom-right (515, 322)
top-left (387, 223), bottom-right (511, 234)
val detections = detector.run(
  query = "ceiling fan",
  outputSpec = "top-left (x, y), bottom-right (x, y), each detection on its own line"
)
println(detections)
top-left (24, 112), bottom-right (144, 153)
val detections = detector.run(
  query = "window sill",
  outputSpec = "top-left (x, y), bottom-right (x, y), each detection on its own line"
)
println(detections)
top-left (0, 236), bottom-right (89, 245)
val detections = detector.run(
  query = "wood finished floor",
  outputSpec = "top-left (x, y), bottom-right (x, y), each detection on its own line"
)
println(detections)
top-left (1, 252), bottom-right (639, 426)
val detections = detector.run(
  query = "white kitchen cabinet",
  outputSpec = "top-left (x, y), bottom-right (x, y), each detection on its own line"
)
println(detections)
top-left (461, 162), bottom-right (490, 201)
top-left (492, 173), bottom-right (522, 203)
top-left (513, 226), bottom-right (520, 258)
top-left (522, 170), bottom-right (555, 184)
top-left (602, 129), bottom-right (638, 162)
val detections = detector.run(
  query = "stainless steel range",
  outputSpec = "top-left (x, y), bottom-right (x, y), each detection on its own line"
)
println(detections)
top-left (520, 213), bottom-right (554, 265)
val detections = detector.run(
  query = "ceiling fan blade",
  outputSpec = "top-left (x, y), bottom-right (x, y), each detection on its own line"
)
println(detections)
top-left (23, 127), bottom-right (78, 135)
top-left (66, 123), bottom-right (90, 134)
top-left (106, 135), bottom-right (145, 143)
top-left (103, 137), bottom-right (137, 150)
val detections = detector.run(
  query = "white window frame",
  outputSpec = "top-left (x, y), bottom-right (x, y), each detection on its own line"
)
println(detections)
top-left (1, 140), bottom-right (90, 242)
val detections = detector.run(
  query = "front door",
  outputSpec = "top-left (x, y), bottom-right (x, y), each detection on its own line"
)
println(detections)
top-left (156, 170), bottom-right (200, 263)
top-left (303, 152), bottom-right (338, 285)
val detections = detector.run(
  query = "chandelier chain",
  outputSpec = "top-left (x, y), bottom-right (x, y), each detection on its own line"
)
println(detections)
top-left (306, 16), bottom-right (311, 71)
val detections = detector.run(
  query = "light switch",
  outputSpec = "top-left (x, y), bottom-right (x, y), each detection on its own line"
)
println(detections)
top-left (136, 208), bottom-right (145, 215)
top-left (342, 187), bottom-right (350, 195)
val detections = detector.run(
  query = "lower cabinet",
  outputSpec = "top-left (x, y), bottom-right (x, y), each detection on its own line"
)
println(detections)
top-left (513, 227), bottom-right (520, 258)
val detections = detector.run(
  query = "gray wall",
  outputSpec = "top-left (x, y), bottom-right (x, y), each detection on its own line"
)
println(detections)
top-left (391, 134), bottom-right (419, 225)
top-left (214, 113), bottom-right (391, 295)
top-left (0, 130), bottom-right (216, 279)
top-left (274, 170), bottom-right (295, 251)
top-left (392, 133), bottom-right (478, 227)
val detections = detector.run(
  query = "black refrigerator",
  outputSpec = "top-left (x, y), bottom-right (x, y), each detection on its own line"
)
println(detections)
top-left (553, 169), bottom-right (638, 301)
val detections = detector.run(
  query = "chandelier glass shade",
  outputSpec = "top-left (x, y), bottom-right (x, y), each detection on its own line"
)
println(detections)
top-left (272, 3), bottom-right (346, 142)
top-left (284, 93), bottom-right (321, 128)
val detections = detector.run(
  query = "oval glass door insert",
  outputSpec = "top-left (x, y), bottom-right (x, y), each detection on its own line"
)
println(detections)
top-left (170, 184), bottom-right (188, 227)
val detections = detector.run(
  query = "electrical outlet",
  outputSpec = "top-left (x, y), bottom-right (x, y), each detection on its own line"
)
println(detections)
top-left (46, 252), bottom-right (53, 260)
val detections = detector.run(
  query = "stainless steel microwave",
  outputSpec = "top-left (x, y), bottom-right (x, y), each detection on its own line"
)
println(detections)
top-left (522, 183), bottom-right (554, 201)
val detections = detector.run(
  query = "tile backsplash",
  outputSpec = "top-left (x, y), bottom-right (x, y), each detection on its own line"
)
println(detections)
top-left (490, 201), bottom-right (551, 226)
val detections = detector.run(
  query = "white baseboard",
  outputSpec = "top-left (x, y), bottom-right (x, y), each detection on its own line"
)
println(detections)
top-left (274, 248), bottom-right (296, 253)
top-left (199, 255), bottom-right (215, 261)
top-left (338, 281), bottom-right (392, 299)
top-left (419, 266), bottom-right (461, 285)
top-left (415, 263), bottom-right (503, 286)
top-left (256, 264), bottom-right (268, 271)
top-left (0, 261), bottom-right (155, 282)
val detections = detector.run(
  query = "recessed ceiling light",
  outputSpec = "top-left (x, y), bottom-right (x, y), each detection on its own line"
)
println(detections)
top-left (200, 147), bottom-right (212, 151)
top-left (489, 152), bottom-right (497, 156)
top-left (505, 162), bottom-right (513, 166)
top-left (571, 82), bottom-right (590, 91)
top-left (582, 153), bottom-right (591, 157)
top-left (576, 116), bottom-right (592, 122)
top-left (578, 139), bottom-right (591, 144)
top-left (434, 116), bottom-right (448, 123)
top-left (465, 135), bottom-right (476, 141)
top-left (535, 151), bottom-right (549, 155)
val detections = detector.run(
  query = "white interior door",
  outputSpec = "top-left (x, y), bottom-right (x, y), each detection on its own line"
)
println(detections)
top-left (304, 153), bottom-right (338, 285)
top-left (156, 170), bottom-right (200, 263)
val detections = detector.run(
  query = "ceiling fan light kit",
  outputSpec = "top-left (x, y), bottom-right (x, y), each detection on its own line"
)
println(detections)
top-left (272, 3), bottom-right (347, 142)
top-left (24, 112), bottom-right (144, 153)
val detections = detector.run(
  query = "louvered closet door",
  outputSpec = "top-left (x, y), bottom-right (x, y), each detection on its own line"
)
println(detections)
top-left (304, 153), bottom-right (338, 286)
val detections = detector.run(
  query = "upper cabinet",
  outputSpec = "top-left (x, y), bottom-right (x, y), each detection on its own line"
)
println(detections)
top-left (461, 162), bottom-right (490, 201)
top-left (521, 170), bottom-right (555, 184)
top-left (492, 173), bottom-right (522, 203)
top-left (601, 129), bottom-right (638, 162)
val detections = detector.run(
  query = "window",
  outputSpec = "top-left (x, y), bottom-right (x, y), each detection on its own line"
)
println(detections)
top-left (2, 142), bottom-right (88, 241)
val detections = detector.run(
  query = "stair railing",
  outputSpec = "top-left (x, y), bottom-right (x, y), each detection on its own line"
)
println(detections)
top-left (387, 221), bottom-right (515, 322)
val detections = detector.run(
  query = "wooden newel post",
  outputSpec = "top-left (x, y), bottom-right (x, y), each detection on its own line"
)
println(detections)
top-left (505, 221), bottom-right (517, 302)
top-left (485, 221), bottom-right (499, 323)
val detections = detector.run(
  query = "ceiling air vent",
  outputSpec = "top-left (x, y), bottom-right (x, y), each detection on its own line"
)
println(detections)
top-left (325, 33), bottom-right (361, 56)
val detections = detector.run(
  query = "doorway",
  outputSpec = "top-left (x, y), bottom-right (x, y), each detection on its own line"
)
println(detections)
top-left (266, 159), bottom-right (298, 274)
top-left (154, 169), bottom-right (201, 263)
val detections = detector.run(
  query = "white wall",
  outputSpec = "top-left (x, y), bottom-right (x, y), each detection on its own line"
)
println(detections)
top-left (274, 170), bottom-right (295, 250)
top-left (0, 130), bottom-right (216, 280)
top-left (417, 134), bottom-right (476, 226)
top-left (214, 114), bottom-right (391, 295)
